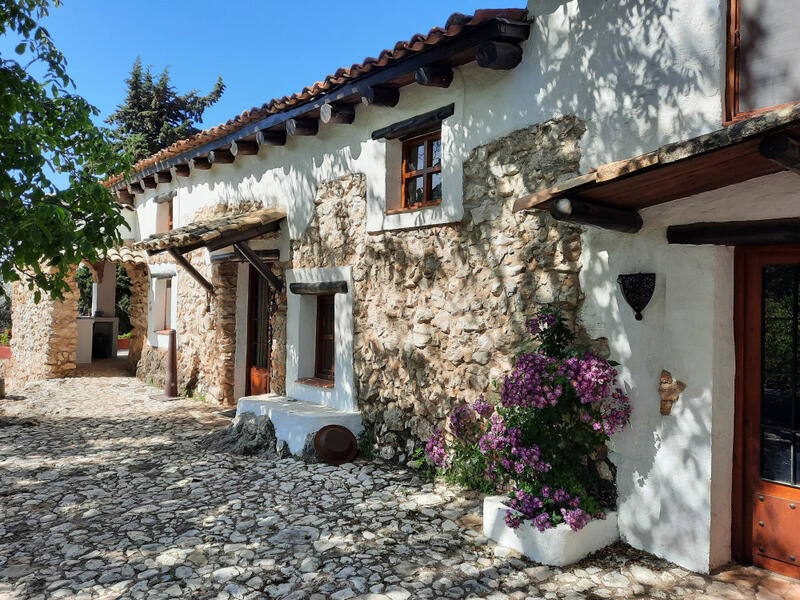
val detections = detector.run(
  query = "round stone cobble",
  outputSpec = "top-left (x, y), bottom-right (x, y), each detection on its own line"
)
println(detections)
top-left (1, 374), bottom-right (799, 599)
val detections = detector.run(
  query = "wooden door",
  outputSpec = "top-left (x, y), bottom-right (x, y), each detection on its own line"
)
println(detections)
top-left (734, 246), bottom-right (800, 579)
top-left (247, 266), bottom-right (274, 396)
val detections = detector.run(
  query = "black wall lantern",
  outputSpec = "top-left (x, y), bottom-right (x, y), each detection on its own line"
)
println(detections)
top-left (617, 273), bottom-right (656, 320)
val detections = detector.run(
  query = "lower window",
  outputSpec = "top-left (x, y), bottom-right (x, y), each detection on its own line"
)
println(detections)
top-left (314, 295), bottom-right (335, 381)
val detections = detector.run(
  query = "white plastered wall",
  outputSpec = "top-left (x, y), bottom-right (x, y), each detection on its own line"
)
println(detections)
top-left (285, 267), bottom-right (354, 412)
top-left (580, 171), bottom-right (800, 573)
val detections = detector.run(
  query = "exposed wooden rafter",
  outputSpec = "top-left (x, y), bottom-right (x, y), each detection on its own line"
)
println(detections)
top-left (168, 248), bottom-right (214, 294)
top-left (415, 65), bottom-right (453, 88)
top-left (256, 130), bottom-right (287, 147)
top-left (171, 164), bottom-right (191, 178)
top-left (208, 149), bottom-right (235, 164)
top-left (190, 156), bottom-right (212, 170)
top-left (156, 170), bottom-right (172, 183)
top-left (476, 41), bottom-right (523, 70)
top-left (209, 248), bottom-right (279, 264)
top-left (142, 176), bottom-right (157, 189)
top-left (361, 86), bottom-right (400, 107)
top-left (231, 140), bottom-right (259, 156)
top-left (286, 118), bottom-right (318, 136)
top-left (320, 103), bottom-right (355, 124)
top-left (233, 242), bottom-right (283, 292)
top-left (549, 198), bottom-right (643, 233)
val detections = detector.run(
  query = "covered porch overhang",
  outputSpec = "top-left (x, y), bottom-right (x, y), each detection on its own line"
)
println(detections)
top-left (132, 207), bottom-right (286, 293)
top-left (513, 102), bottom-right (800, 244)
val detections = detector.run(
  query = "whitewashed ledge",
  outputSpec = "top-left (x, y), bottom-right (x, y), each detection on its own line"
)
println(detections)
top-left (483, 495), bottom-right (619, 567)
top-left (236, 394), bottom-right (363, 454)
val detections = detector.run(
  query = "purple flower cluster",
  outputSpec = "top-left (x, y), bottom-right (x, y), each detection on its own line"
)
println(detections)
top-left (478, 414), bottom-right (550, 479)
top-left (505, 486), bottom-right (591, 532)
top-left (449, 403), bottom-right (475, 439)
top-left (473, 394), bottom-right (494, 418)
top-left (425, 428), bottom-right (447, 468)
top-left (557, 353), bottom-right (617, 405)
top-left (500, 352), bottom-right (563, 409)
top-left (600, 388), bottom-right (633, 436)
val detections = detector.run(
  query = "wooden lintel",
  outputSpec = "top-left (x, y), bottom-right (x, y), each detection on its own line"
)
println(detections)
top-left (371, 103), bottom-right (455, 140)
top-left (204, 220), bottom-right (283, 252)
top-left (361, 86), bottom-right (399, 107)
top-left (231, 140), bottom-right (259, 156)
top-left (233, 242), bottom-right (283, 293)
top-left (168, 248), bottom-right (214, 294)
top-left (320, 103), bottom-right (355, 124)
top-left (758, 134), bottom-right (800, 175)
top-left (415, 65), bottom-right (453, 88)
top-left (476, 41), bottom-right (523, 70)
top-left (289, 281), bottom-right (348, 295)
top-left (667, 218), bottom-right (800, 246)
top-left (208, 149), bottom-right (235, 164)
top-left (286, 118), bottom-right (318, 136)
top-left (156, 170), bottom-right (172, 183)
top-left (190, 156), bottom-right (212, 170)
top-left (171, 164), bottom-right (191, 178)
top-left (550, 198), bottom-right (643, 233)
top-left (256, 130), bottom-right (287, 146)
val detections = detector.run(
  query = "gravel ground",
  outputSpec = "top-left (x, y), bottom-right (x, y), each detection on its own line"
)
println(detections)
top-left (1, 371), bottom-right (799, 599)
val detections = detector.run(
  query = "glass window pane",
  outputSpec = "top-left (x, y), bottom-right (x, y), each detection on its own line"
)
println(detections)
top-left (761, 428), bottom-right (793, 483)
top-left (763, 265), bottom-right (796, 318)
top-left (405, 142), bottom-right (425, 173)
top-left (405, 176), bottom-right (424, 207)
top-left (430, 172), bottom-right (442, 202)
top-left (763, 373), bottom-right (793, 428)
top-left (763, 319), bottom-right (793, 373)
top-left (431, 138), bottom-right (441, 167)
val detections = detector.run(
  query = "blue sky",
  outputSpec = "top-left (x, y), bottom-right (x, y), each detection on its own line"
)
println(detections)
top-left (4, 1), bottom-right (522, 133)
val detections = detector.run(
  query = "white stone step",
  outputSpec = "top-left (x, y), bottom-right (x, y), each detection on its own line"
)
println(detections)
top-left (236, 394), bottom-right (363, 455)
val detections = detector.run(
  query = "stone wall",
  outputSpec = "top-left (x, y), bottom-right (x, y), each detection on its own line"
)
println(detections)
top-left (291, 116), bottom-right (586, 459)
top-left (137, 250), bottom-right (239, 404)
top-left (8, 271), bottom-right (79, 387)
top-left (123, 262), bottom-right (149, 372)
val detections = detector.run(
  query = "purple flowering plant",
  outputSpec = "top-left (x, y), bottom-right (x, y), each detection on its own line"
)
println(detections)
top-left (425, 308), bottom-right (631, 532)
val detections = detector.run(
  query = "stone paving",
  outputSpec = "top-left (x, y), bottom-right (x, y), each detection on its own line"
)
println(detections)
top-left (1, 372), bottom-right (800, 600)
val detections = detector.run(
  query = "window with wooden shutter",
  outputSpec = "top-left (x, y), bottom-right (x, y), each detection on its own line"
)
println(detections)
top-left (314, 295), bottom-right (335, 381)
top-left (400, 129), bottom-right (442, 210)
top-left (726, 0), bottom-right (800, 121)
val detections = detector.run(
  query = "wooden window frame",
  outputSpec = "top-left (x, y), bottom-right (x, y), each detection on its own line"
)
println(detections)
top-left (724, 0), bottom-right (799, 124)
top-left (168, 199), bottom-right (173, 231)
top-left (163, 279), bottom-right (172, 331)
top-left (399, 129), bottom-right (442, 211)
top-left (314, 294), bottom-right (335, 381)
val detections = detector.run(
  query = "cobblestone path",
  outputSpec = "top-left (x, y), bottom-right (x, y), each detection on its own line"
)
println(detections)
top-left (1, 374), bottom-right (799, 599)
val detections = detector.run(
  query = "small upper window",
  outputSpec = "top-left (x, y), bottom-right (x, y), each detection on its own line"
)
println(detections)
top-left (156, 199), bottom-right (174, 234)
top-left (401, 129), bottom-right (442, 210)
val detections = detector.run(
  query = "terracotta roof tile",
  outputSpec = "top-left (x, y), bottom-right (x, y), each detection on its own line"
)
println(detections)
top-left (107, 8), bottom-right (527, 187)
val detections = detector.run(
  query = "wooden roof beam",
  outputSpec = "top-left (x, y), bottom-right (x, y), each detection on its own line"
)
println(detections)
top-left (190, 156), bottom-right (212, 170)
top-left (127, 182), bottom-right (144, 194)
top-left (156, 170), bottom-right (172, 183)
top-left (361, 86), bottom-right (399, 107)
top-left (286, 118), bottom-right (318, 136)
top-left (231, 140), bottom-right (259, 156)
top-left (667, 218), bottom-right (800, 246)
top-left (171, 164), bottom-right (190, 178)
top-left (257, 130), bottom-right (287, 147)
top-left (168, 248), bottom-right (214, 294)
top-left (320, 103), bottom-right (355, 124)
top-left (550, 198), bottom-right (643, 233)
top-left (208, 148), bottom-right (235, 164)
top-left (415, 65), bottom-right (453, 88)
top-left (477, 41), bottom-right (523, 70)
top-left (233, 242), bottom-right (283, 293)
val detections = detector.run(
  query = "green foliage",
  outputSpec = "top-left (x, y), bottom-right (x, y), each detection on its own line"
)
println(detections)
top-left (0, 328), bottom-right (10, 346)
top-left (117, 331), bottom-right (131, 339)
top-left (356, 427), bottom-right (375, 460)
top-left (107, 57), bottom-right (224, 162)
top-left (1, 0), bottom-right (129, 302)
top-left (410, 448), bottom-right (437, 481)
top-left (75, 264), bottom-right (92, 315)
top-left (115, 263), bottom-right (131, 334)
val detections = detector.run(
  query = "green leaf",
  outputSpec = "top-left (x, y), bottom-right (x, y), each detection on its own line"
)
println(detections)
top-left (15, 42), bottom-right (26, 54)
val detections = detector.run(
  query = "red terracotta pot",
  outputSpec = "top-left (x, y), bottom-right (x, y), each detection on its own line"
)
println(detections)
top-left (0, 346), bottom-right (11, 360)
top-left (117, 338), bottom-right (130, 350)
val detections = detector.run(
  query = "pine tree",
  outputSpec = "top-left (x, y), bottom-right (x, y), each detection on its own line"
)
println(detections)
top-left (107, 57), bottom-right (225, 162)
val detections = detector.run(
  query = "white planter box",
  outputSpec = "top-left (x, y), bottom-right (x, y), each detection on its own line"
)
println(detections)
top-left (483, 495), bottom-right (618, 567)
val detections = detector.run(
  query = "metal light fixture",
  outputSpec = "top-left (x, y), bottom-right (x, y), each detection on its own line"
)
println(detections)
top-left (617, 273), bottom-right (656, 321)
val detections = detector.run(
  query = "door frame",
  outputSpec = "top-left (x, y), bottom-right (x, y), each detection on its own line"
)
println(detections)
top-left (245, 265), bottom-right (271, 397)
top-left (732, 245), bottom-right (800, 573)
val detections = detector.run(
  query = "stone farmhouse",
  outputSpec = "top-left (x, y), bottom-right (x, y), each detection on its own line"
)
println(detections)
top-left (7, 0), bottom-right (800, 582)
